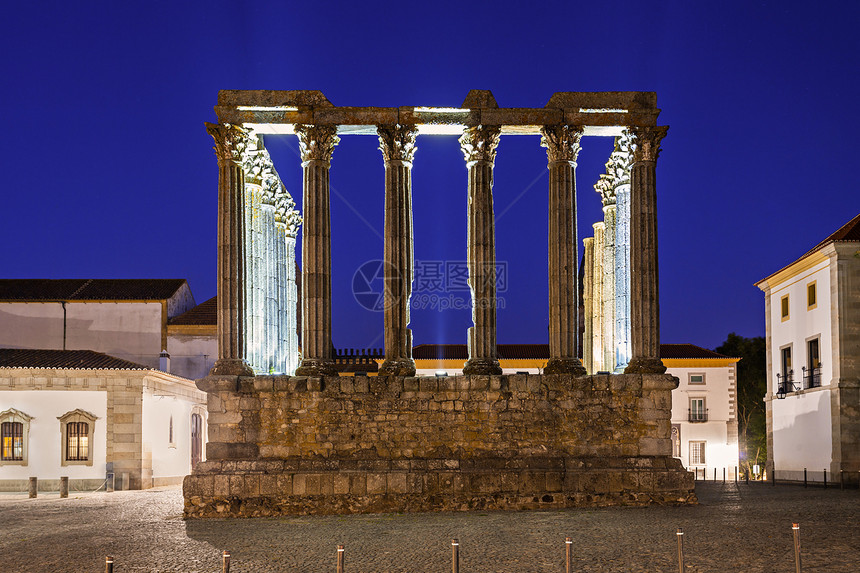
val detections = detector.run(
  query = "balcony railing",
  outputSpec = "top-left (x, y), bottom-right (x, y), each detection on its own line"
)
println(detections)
top-left (776, 370), bottom-right (797, 397)
top-left (688, 408), bottom-right (708, 423)
top-left (802, 366), bottom-right (822, 389)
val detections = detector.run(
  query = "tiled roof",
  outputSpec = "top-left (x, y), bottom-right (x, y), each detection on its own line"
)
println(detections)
top-left (169, 296), bottom-right (217, 325)
top-left (0, 349), bottom-right (149, 370)
top-left (413, 343), bottom-right (733, 361)
top-left (0, 279), bottom-right (188, 301)
top-left (659, 344), bottom-right (733, 359)
top-left (801, 212), bottom-right (860, 259)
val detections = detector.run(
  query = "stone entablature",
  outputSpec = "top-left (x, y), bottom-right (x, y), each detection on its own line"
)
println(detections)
top-left (184, 372), bottom-right (694, 516)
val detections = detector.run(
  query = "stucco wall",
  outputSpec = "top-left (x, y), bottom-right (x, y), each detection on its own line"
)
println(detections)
top-left (143, 384), bottom-right (207, 484)
top-left (771, 387), bottom-right (833, 479)
top-left (167, 333), bottom-right (216, 380)
top-left (0, 390), bottom-right (107, 486)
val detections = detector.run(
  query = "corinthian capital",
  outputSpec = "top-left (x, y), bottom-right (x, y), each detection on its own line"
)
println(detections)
top-left (295, 124), bottom-right (340, 164)
top-left (206, 123), bottom-right (251, 164)
top-left (605, 133), bottom-right (633, 186)
top-left (459, 125), bottom-right (501, 164)
top-left (540, 125), bottom-right (583, 164)
top-left (626, 126), bottom-right (668, 163)
top-left (377, 124), bottom-right (418, 163)
top-left (595, 174), bottom-right (616, 206)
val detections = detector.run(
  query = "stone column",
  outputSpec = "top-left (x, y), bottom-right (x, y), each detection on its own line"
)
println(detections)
top-left (608, 134), bottom-right (633, 372)
top-left (582, 237), bottom-right (594, 374)
top-left (205, 123), bottom-right (254, 377)
top-left (540, 125), bottom-right (586, 375)
top-left (294, 125), bottom-right (339, 377)
top-left (597, 175), bottom-right (617, 372)
top-left (377, 125), bottom-right (418, 376)
top-left (460, 126), bottom-right (503, 375)
top-left (624, 126), bottom-right (668, 374)
top-left (591, 221), bottom-right (605, 372)
top-left (261, 177), bottom-right (278, 373)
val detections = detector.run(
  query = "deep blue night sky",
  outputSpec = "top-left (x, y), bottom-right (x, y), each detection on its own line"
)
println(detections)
top-left (3, 1), bottom-right (858, 352)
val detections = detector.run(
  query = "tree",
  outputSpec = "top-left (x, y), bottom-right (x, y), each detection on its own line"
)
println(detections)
top-left (715, 333), bottom-right (767, 478)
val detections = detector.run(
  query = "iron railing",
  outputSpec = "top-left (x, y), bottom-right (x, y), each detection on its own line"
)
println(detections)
top-left (802, 366), bottom-right (821, 389)
top-left (776, 370), bottom-right (797, 396)
top-left (688, 409), bottom-right (708, 423)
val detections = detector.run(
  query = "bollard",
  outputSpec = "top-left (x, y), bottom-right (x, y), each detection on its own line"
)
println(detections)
top-left (452, 538), bottom-right (459, 573)
top-left (804, 468), bottom-right (807, 488)
top-left (565, 537), bottom-right (572, 573)
top-left (337, 544), bottom-right (345, 573)
top-left (735, 466), bottom-right (738, 484)
top-left (222, 550), bottom-right (231, 573)
top-left (676, 528), bottom-right (684, 573)
top-left (105, 555), bottom-right (114, 573)
top-left (840, 470), bottom-right (844, 490)
top-left (792, 523), bottom-right (802, 573)
top-left (106, 472), bottom-right (115, 493)
top-left (60, 476), bottom-right (68, 498)
top-left (28, 477), bottom-right (37, 498)
top-left (823, 469), bottom-right (827, 488)
top-left (746, 469), bottom-right (749, 485)
top-left (723, 467), bottom-right (726, 483)
top-left (714, 467), bottom-right (717, 481)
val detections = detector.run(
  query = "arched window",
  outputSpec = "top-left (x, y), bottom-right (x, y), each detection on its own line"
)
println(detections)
top-left (168, 415), bottom-right (175, 448)
top-left (0, 409), bottom-right (32, 466)
top-left (58, 410), bottom-right (98, 466)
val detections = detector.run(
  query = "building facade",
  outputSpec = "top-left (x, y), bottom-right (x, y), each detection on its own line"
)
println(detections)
top-left (756, 213), bottom-right (860, 483)
top-left (0, 349), bottom-right (207, 491)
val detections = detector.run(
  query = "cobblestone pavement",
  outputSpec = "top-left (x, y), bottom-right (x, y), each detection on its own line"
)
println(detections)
top-left (1, 482), bottom-right (859, 572)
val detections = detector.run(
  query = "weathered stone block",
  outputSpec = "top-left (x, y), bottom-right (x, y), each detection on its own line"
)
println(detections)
top-left (367, 473), bottom-right (386, 494)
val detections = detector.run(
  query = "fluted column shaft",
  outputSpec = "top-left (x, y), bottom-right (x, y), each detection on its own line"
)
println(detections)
top-left (541, 126), bottom-right (587, 375)
top-left (592, 222), bottom-right (605, 372)
top-left (602, 204), bottom-right (617, 370)
top-left (624, 126), bottom-right (668, 374)
top-left (460, 126), bottom-right (502, 375)
top-left (378, 125), bottom-right (418, 376)
top-left (295, 125), bottom-right (339, 377)
top-left (206, 123), bottom-right (254, 377)
top-left (582, 237), bottom-right (594, 374)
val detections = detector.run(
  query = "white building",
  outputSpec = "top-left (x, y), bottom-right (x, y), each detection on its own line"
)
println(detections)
top-left (661, 344), bottom-right (740, 478)
top-left (0, 349), bottom-right (206, 491)
top-left (0, 279), bottom-right (197, 376)
top-left (756, 213), bottom-right (860, 483)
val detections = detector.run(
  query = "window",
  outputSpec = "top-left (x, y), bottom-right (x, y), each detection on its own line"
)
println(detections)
top-left (0, 409), bottom-right (31, 466)
top-left (778, 345), bottom-right (794, 393)
top-left (690, 441), bottom-right (706, 465)
top-left (168, 415), bottom-right (175, 448)
top-left (689, 398), bottom-right (707, 422)
top-left (58, 410), bottom-right (97, 466)
top-left (807, 281), bottom-right (817, 310)
top-left (780, 294), bottom-right (790, 321)
top-left (805, 338), bottom-right (821, 389)
top-left (688, 373), bottom-right (705, 385)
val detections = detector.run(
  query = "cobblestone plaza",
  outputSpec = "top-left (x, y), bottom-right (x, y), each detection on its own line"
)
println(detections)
top-left (2, 483), bottom-right (858, 572)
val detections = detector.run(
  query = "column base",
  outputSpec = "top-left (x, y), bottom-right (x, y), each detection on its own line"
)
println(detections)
top-left (295, 358), bottom-right (339, 377)
top-left (544, 357), bottom-right (587, 376)
top-left (463, 357), bottom-right (502, 375)
top-left (209, 359), bottom-right (255, 377)
top-left (623, 357), bottom-right (667, 374)
top-left (379, 357), bottom-right (416, 377)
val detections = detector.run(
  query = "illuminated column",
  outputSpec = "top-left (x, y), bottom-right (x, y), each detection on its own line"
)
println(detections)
top-left (460, 125), bottom-right (503, 375)
top-left (608, 134), bottom-right (633, 371)
top-left (261, 178), bottom-right (278, 373)
top-left (540, 125), bottom-right (586, 375)
top-left (624, 126), bottom-right (668, 374)
top-left (597, 175), bottom-right (617, 371)
top-left (205, 123), bottom-right (254, 377)
top-left (377, 124), bottom-right (418, 376)
top-left (294, 125), bottom-right (339, 377)
top-left (591, 221), bottom-right (605, 372)
top-left (275, 187), bottom-right (302, 374)
top-left (582, 237), bottom-right (594, 374)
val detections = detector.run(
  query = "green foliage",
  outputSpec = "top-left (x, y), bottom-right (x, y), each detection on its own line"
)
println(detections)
top-left (715, 333), bottom-right (767, 475)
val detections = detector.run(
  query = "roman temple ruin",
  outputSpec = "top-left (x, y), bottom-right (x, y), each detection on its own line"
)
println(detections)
top-left (183, 90), bottom-right (694, 517)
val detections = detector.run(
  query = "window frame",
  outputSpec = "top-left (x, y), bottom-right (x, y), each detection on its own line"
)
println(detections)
top-left (0, 409), bottom-right (32, 466)
top-left (58, 409), bottom-right (97, 467)
top-left (689, 397), bottom-right (707, 422)
top-left (689, 441), bottom-right (706, 466)
top-left (780, 294), bottom-right (790, 322)
top-left (807, 281), bottom-right (817, 310)
top-left (688, 372), bottom-right (706, 385)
